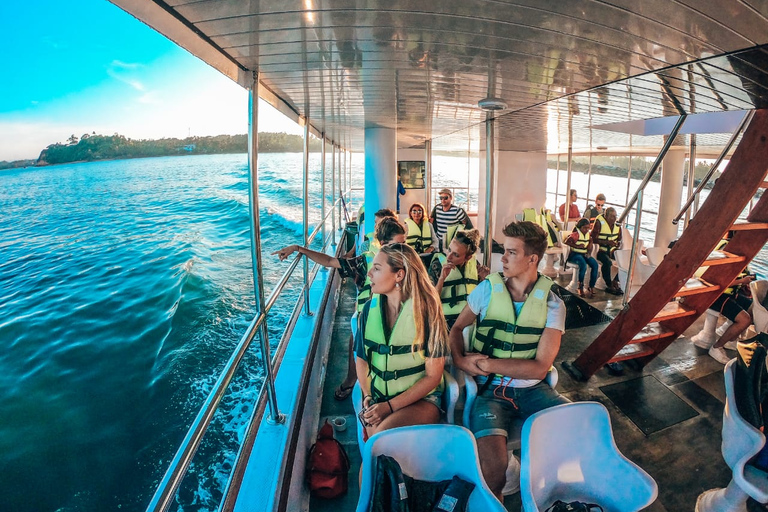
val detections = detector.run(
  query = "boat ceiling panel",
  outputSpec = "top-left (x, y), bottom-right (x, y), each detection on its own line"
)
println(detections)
top-left (110, 0), bottom-right (768, 155)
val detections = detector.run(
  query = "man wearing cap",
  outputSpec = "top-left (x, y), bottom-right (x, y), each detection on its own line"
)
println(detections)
top-left (429, 188), bottom-right (472, 251)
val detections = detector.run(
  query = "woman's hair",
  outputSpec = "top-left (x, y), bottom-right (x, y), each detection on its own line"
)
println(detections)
top-left (375, 217), bottom-right (406, 244)
top-left (576, 218), bottom-right (590, 229)
top-left (374, 208), bottom-right (397, 220)
top-left (408, 202), bottom-right (427, 224)
top-left (453, 229), bottom-right (480, 257)
top-left (379, 243), bottom-right (448, 356)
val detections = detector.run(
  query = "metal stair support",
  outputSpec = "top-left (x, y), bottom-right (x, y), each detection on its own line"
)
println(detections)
top-left (566, 109), bottom-right (768, 380)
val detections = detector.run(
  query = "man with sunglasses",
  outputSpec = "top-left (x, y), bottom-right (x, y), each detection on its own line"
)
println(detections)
top-left (584, 193), bottom-right (606, 228)
top-left (429, 188), bottom-right (472, 251)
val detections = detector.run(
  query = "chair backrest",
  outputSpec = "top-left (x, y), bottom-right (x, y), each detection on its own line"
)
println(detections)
top-left (356, 425), bottom-right (506, 512)
top-left (645, 246), bottom-right (671, 267)
top-left (520, 402), bottom-right (657, 512)
top-left (722, 360), bottom-right (768, 502)
top-left (750, 280), bottom-right (768, 333)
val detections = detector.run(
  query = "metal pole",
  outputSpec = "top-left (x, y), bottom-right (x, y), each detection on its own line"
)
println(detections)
top-left (425, 139), bottom-right (432, 208)
top-left (483, 113), bottom-right (495, 267)
top-left (564, 117), bottom-right (573, 226)
top-left (321, 134), bottom-right (327, 247)
top-left (331, 142), bottom-right (336, 246)
top-left (684, 135), bottom-right (696, 229)
top-left (555, 153), bottom-right (560, 210)
top-left (302, 120), bottom-right (312, 316)
top-left (623, 188), bottom-right (644, 307)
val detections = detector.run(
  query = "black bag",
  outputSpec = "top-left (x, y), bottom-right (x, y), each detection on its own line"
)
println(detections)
top-left (544, 500), bottom-right (604, 512)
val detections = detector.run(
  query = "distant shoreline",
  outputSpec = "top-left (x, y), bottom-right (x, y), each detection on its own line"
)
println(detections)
top-left (0, 132), bottom-right (319, 170)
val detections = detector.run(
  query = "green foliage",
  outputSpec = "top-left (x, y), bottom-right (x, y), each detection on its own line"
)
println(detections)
top-left (35, 132), bottom-right (320, 166)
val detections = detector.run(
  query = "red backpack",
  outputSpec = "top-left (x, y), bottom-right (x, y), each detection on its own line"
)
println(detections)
top-left (306, 420), bottom-right (350, 498)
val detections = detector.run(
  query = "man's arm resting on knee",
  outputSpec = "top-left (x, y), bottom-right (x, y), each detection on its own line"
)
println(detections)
top-left (475, 328), bottom-right (562, 381)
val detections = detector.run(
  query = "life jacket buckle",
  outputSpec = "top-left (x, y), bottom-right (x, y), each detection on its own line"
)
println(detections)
top-left (376, 345), bottom-right (392, 355)
top-left (503, 323), bottom-right (519, 334)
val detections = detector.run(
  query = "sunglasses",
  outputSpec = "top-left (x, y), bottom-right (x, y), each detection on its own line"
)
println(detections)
top-left (411, 209), bottom-right (423, 213)
top-left (439, 196), bottom-right (450, 200)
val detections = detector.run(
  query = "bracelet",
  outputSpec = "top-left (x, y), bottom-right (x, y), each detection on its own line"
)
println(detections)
top-left (386, 400), bottom-right (394, 413)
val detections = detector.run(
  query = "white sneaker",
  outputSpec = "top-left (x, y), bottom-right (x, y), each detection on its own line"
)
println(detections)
top-left (501, 454), bottom-right (520, 495)
top-left (709, 346), bottom-right (732, 365)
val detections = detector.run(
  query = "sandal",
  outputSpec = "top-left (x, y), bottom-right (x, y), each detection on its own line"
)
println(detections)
top-left (587, 287), bottom-right (595, 298)
top-left (334, 382), bottom-right (355, 401)
top-left (578, 286), bottom-right (585, 297)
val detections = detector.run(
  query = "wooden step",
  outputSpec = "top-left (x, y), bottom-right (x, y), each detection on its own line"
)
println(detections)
top-left (630, 323), bottom-right (676, 344)
top-left (607, 342), bottom-right (655, 363)
top-left (699, 250), bottom-right (746, 267)
top-left (651, 301), bottom-right (698, 322)
top-left (730, 221), bottom-right (768, 231)
top-left (674, 278), bottom-right (720, 298)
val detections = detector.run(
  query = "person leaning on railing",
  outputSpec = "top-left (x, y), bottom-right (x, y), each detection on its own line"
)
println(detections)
top-left (355, 243), bottom-right (449, 437)
top-left (273, 217), bottom-right (407, 401)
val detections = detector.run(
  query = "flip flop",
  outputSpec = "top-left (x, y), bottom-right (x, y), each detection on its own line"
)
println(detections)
top-left (334, 383), bottom-right (355, 401)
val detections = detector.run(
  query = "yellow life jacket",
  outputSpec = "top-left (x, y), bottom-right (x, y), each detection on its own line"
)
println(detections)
top-left (522, 208), bottom-right (538, 222)
top-left (404, 218), bottom-right (432, 253)
top-left (431, 253), bottom-right (478, 326)
top-left (471, 273), bottom-right (552, 359)
top-left (539, 208), bottom-right (558, 248)
top-left (363, 296), bottom-right (442, 401)
top-left (596, 215), bottom-right (620, 253)
top-left (444, 224), bottom-right (463, 249)
top-left (570, 228), bottom-right (590, 254)
top-left (356, 251), bottom-right (375, 312)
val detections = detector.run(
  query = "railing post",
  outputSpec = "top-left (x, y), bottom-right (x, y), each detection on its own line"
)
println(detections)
top-left (685, 135), bottom-right (696, 229)
top-left (331, 143), bottom-right (337, 246)
top-left (302, 120), bottom-right (312, 316)
top-left (321, 134), bottom-right (327, 249)
top-left (623, 188), bottom-right (644, 307)
top-left (425, 139), bottom-right (432, 207)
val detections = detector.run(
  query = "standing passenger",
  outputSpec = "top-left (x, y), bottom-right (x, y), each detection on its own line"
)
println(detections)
top-left (429, 188), bottom-right (471, 251)
top-left (449, 221), bottom-right (568, 499)
top-left (564, 218), bottom-right (599, 297)
top-left (355, 243), bottom-right (449, 436)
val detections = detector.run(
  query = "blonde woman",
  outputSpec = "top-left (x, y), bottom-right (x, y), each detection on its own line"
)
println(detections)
top-left (356, 243), bottom-right (449, 436)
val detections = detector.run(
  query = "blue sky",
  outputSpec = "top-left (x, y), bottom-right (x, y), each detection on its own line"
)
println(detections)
top-left (0, 0), bottom-right (301, 161)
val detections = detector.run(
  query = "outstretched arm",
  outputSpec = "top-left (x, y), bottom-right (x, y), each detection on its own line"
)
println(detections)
top-left (272, 244), bottom-right (341, 268)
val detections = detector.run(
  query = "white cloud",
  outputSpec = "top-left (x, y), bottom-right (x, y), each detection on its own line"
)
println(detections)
top-left (107, 60), bottom-right (146, 92)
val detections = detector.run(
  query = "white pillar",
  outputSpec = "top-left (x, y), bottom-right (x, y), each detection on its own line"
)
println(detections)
top-left (654, 148), bottom-right (685, 248)
top-left (364, 127), bottom-right (397, 236)
top-left (478, 148), bottom-right (547, 243)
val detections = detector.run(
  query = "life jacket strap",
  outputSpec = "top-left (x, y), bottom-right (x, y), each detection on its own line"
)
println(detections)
top-left (364, 338), bottom-right (424, 355)
top-left (369, 364), bottom-right (425, 381)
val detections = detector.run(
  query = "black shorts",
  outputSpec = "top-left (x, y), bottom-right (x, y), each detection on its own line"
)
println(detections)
top-left (710, 293), bottom-right (752, 322)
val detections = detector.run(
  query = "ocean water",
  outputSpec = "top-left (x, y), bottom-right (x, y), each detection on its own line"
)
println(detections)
top-left (0, 153), bottom-right (345, 512)
top-left (1, 153), bottom-right (765, 512)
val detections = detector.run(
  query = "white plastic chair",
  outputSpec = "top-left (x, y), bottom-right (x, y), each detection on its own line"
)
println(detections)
top-left (750, 280), bottom-right (768, 333)
top-left (645, 246), bottom-right (670, 267)
top-left (352, 370), bottom-right (460, 454)
top-left (697, 359), bottom-right (768, 511)
top-left (355, 424), bottom-right (506, 512)
top-left (520, 402), bottom-right (658, 512)
top-left (615, 247), bottom-right (654, 298)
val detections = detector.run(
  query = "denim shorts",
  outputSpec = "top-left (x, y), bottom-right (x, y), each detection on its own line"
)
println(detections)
top-left (470, 381), bottom-right (569, 438)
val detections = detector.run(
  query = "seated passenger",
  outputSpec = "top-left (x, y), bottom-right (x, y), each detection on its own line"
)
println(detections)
top-left (428, 229), bottom-right (490, 329)
top-left (404, 202), bottom-right (437, 254)
top-left (708, 270), bottom-right (756, 364)
top-left (274, 217), bottom-right (407, 400)
top-left (564, 218), bottom-right (599, 297)
top-left (449, 221), bottom-right (568, 499)
top-left (558, 188), bottom-right (580, 223)
top-left (357, 208), bottom-right (397, 255)
top-left (584, 192), bottom-right (606, 228)
top-left (355, 243), bottom-right (449, 436)
top-left (592, 207), bottom-right (623, 295)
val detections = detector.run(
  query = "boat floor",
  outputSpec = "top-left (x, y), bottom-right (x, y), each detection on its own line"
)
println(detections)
top-left (310, 275), bottom-right (768, 512)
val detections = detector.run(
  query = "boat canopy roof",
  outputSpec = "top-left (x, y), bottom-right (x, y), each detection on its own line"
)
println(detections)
top-left (110, 0), bottom-right (768, 156)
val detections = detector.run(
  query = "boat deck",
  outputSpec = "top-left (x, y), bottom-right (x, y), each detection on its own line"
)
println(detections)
top-left (311, 274), bottom-right (767, 512)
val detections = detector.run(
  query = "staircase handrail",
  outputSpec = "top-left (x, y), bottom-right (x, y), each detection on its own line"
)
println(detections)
top-left (672, 110), bottom-right (754, 225)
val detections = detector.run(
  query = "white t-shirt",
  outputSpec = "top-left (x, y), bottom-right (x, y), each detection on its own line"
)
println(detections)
top-left (467, 277), bottom-right (565, 388)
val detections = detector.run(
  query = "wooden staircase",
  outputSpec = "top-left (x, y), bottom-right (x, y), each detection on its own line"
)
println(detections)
top-left (565, 109), bottom-right (768, 380)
